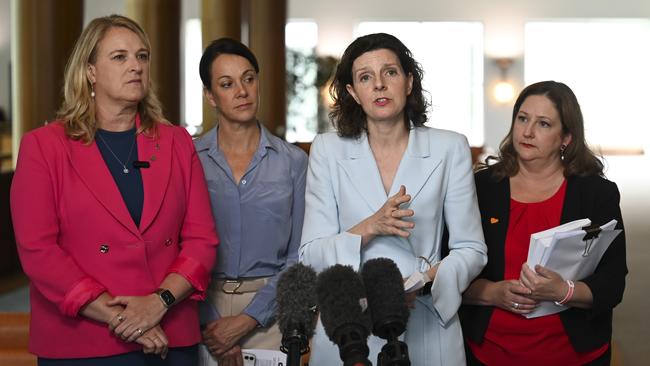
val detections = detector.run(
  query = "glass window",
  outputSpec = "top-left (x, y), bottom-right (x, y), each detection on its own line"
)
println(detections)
top-left (183, 18), bottom-right (203, 136)
top-left (355, 22), bottom-right (484, 146)
top-left (525, 20), bottom-right (650, 154)
top-left (285, 20), bottom-right (319, 143)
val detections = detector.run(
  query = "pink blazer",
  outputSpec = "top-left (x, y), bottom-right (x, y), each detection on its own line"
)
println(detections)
top-left (10, 117), bottom-right (219, 358)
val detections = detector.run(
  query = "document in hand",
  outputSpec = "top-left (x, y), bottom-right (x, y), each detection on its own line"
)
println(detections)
top-left (524, 219), bottom-right (621, 318)
top-left (527, 218), bottom-right (592, 268)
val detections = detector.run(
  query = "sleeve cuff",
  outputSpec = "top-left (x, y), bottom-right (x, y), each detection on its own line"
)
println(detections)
top-left (60, 277), bottom-right (106, 317)
top-left (300, 232), bottom-right (362, 273)
top-left (243, 306), bottom-right (269, 328)
top-left (430, 262), bottom-right (463, 326)
top-left (168, 256), bottom-right (210, 300)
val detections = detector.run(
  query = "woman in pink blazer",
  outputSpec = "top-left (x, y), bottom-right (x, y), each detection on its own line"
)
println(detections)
top-left (10, 15), bottom-right (218, 365)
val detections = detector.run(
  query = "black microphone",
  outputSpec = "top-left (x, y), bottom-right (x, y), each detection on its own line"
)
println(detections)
top-left (276, 263), bottom-right (318, 366)
top-left (133, 160), bottom-right (150, 169)
top-left (317, 264), bottom-right (372, 366)
top-left (361, 258), bottom-right (410, 366)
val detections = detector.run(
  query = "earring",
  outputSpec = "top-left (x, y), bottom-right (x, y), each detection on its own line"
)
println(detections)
top-left (90, 84), bottom-right (95, 98)
top-left (560, 144), bottom-right (567, 161)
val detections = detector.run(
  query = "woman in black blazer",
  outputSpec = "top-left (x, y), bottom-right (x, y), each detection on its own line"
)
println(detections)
top-left (460, 81), bottom-right (627, 366)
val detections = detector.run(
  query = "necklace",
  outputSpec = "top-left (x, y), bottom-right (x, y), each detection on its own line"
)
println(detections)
top-left (96, 130), bottom-right (137, 174)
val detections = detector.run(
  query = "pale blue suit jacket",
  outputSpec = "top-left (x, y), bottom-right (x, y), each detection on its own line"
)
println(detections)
top-left (300, 126), bottom-right (487, 366)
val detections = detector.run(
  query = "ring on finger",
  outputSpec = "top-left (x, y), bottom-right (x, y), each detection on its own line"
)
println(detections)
top-left (136, 328), bottom-right (144, 336)
top-left (513, 302), bottom-right (520, 309)
top-left (116, 314), bottom-right (125, 322)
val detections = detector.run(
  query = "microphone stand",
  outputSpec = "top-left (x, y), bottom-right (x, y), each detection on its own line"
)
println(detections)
top-left (334, 324), bottom-right (373, 366)
top-left (376, 321), bottom-right (410, 366)
top-left (280, 329), bottom-right (308, 366)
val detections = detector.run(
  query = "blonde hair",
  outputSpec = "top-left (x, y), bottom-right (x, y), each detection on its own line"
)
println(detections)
top-left (57, 14), bottom-right (167, 143)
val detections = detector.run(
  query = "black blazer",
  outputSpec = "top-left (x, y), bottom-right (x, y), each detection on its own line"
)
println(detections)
top-left (460, 168), bottom-right (627, 353)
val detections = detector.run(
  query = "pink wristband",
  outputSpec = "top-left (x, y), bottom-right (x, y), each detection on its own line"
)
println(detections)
top-left (554, 280), bottom-right (575, 306)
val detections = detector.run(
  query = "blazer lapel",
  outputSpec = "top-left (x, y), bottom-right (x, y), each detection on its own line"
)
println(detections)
top-left (66, 137), bottom-right (140, 237)
top-left (560, 176), bottom-right (581, 223)
top-left (138, 126), bottom-right (172, 233)
top-left (337, 134), bottom-right (387, 212)
top-left (389, 127), bottom-right (441, 203)
top-left (489, 175), bottom-right (510, 280)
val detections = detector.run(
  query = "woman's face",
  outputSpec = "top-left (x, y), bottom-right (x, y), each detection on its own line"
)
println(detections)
top-left (345, 48), bottom-right (413, 126)
top-left (87, 27), bottom-right (149, 107)
top-left (513, 94), bottom-right (572, 165)
top-left (204, 54), bottom-right (259, 125)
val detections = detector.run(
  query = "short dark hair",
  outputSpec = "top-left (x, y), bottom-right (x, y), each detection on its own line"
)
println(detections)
top-left (199, 38), bottom-right (259, 89)
top-left (485, 80), bottom-right (604, 179)
top-left (329, 33), bottom-right (429, 138)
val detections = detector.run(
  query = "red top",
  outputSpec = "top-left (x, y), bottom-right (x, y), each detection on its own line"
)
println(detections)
top-left (469, 180), bottom-right (607, 366)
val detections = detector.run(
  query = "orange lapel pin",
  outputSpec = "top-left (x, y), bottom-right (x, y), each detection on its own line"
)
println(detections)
top-left (490, 217), bottom-right (499, 224)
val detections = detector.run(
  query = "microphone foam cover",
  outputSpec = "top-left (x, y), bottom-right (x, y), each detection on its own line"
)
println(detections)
top-left (276, 263), bottom-right (318, 339)
top-left (361, 257), bottom-right (409, 338)
top-left (316, 264), bottom-right (372, 343)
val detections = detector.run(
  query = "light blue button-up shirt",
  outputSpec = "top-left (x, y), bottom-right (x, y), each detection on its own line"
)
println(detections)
top-left (194, 123), bottom-right (308, 326)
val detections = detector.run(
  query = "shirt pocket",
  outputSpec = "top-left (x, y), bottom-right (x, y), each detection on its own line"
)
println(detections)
top-left (255, 179), bottom-right (293, 223)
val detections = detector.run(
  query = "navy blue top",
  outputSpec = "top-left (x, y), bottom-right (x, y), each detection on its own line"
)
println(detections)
top-left (95, 127), bottom-right (144, 227)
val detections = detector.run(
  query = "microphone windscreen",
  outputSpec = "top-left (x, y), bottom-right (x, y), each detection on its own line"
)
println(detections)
top-left (361, 257), bottom-right (409, 339)
top-left (316, 264), bottom-right (372, 343)
top-left (276, 263), bottom-right (318, 339)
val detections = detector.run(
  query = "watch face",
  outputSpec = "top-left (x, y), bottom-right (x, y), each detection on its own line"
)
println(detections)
top-left (160, 290), bottom-right (175, 306)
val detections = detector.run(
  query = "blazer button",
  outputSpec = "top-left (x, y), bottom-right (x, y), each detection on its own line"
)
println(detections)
top-left (99, 244), bottom-right (109, 253)
top-left (164, 238), bottom-right (173, 246)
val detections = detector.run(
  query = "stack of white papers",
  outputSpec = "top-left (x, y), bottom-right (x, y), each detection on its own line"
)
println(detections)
top-left (526, 218), bottom-right (591, 268)
top-left (524, 218), bottom-right (621, 318)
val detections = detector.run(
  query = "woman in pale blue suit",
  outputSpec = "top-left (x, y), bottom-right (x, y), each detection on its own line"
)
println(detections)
top-left (300, 33), bottom-right (487, 366)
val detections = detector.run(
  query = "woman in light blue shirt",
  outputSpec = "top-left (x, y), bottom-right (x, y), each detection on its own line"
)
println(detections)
top-left (300, 33), bottom-right (487, 366)
top-left (194, 38), bottom-right (308, 366)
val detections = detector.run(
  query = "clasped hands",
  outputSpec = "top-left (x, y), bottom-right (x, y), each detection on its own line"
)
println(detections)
top-left (491, 263), bottom-right (569, 315)
top-left (107, 293), bottom-right (169, 357)
top-left (202, 314), bottom-right (258, 366)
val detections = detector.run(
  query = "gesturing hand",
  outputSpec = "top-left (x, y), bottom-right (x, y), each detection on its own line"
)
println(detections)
top-left (488, 279), bottom-right (538, 315)
top-left (350, 185), bottom-right (415, 246)
top-left (108, 294), bottom-right (168, 342)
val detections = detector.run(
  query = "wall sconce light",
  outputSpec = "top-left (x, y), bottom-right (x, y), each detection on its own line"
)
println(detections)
top-left (494, 58), bottom-right (515, 104)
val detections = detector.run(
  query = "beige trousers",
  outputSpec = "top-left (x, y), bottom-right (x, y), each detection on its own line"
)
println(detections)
top-left (199, 278), bottom-right (282, 365)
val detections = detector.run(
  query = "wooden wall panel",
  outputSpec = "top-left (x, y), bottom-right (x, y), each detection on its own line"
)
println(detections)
top-left (127, 0), bottom-right (181, 124)
top-left (200, 0), bottom-right (242, 133)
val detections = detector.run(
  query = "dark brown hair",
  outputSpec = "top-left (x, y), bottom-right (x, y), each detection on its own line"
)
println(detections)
top-left (329, 33), bottom-right (429, 139)
top-left (483, 80), bottom-right (603, 179)
top-left (199, 37), bottom-right (259, 89)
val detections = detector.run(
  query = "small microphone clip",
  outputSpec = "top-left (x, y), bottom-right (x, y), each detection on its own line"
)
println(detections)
top-left (133, 160), bottom-right (151, 169)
